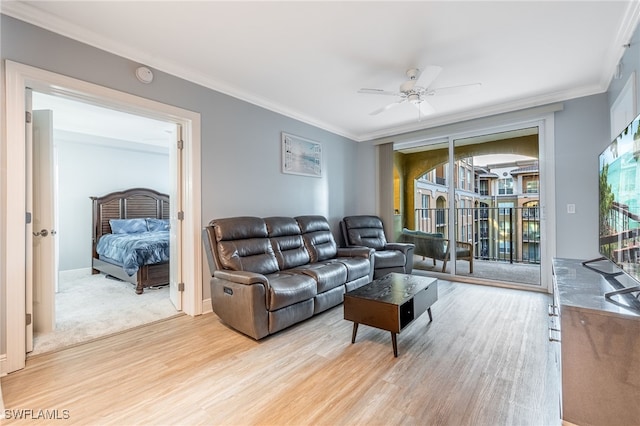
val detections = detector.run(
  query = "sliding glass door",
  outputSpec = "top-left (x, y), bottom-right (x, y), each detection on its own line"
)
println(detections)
top-left (394, 128), bottom-right (542, 286)
top-left (452, 129), bottom-right (541, 285)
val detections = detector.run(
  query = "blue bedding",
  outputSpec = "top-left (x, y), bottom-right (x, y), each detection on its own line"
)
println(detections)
top-left (96, 231), bottom-right (170, 276)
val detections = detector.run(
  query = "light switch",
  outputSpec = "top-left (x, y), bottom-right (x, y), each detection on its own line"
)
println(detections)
top-left (567, 204), bottom-right (576, 214)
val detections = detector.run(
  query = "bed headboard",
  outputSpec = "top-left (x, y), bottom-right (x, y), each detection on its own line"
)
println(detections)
top-left (91, 188), bottom-right (170, 256)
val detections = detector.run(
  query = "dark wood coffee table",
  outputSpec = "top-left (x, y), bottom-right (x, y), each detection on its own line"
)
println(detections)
top-left (344, 273), bottom-right (438, 357)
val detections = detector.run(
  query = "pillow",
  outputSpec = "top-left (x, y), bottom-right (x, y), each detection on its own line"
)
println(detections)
top-left (110, 218), bottom-right (148, 234)
top-left (147, 218), bottom-right (170, 232)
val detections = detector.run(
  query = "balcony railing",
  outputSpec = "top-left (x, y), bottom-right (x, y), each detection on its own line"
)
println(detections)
top-left (413, 206), bottom-right (541, 264)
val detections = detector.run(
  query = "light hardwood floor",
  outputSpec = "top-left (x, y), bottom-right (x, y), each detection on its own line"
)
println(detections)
top-left (1, 280), bottom-right (560, 425)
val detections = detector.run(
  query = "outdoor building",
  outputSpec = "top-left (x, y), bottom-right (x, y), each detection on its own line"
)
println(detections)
top-left (414, 158), bottom-right (540, 265)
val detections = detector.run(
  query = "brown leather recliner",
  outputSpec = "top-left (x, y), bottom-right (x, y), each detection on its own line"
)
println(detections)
top-left (340, 215), bottom-right (415, 278)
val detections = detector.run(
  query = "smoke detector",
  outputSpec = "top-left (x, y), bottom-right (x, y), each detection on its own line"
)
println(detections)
top-left (135, 66), bottom-right (154, 84)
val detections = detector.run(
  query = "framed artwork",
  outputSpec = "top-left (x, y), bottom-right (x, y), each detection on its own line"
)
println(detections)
top-left (281, 132), bottom-right (322, 177)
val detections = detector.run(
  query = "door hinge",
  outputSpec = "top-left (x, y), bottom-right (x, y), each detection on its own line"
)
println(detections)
top-left (177, 139), bottom-right (184, 150)
top-left (178, 282), bottom-right (185, 292)
top-left (25, 111), bottom-right (32, 124)
top-left (177, 211), bottom-right (184, 221)
top-left (26, 313), bottom-right (32, 326)
top-left (26, 212), bottom-right (32, 224)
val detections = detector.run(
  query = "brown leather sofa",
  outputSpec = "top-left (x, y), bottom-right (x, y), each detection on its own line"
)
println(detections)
top-left (202, 215), bottom-right (374, 339)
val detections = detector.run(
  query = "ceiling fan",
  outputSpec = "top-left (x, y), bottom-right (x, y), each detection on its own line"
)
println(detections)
top-left (358, 66), bottom-right (481, 118)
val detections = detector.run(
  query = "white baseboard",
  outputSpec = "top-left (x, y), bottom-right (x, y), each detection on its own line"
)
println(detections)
top-left (0, 377), bottom-right (4, 418)
top-left (201, 298), bottom-right (212, 314)
top-left (0, 353), bottom-right (7, 377)
top-left (59, 268), bottom-right (92, 282)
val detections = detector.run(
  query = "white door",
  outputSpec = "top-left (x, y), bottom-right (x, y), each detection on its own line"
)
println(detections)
top-left (169, 124), bottom-right (183, 310)
top-left (31, 109), bottom-right (57, 337)
top-left (25, 89), bottom-right (34, 352)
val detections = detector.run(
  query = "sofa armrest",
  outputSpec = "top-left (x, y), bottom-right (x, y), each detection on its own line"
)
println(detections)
top-left (443, 240), bottom-right (474, 257)
top-left (453, 240), bottom-right (473, 255)
top-left (337, 246), bottom-right (374, 258)
top-left (213, 270), bottom-right (269, 286)
top-left (456, 240), bottom-right (473, 250)
top-left (384, 242), bottom-right (415, 274)
top-left (210, 271), bottom-right (271, 340)
top-left (384, 242), bottom-right (415, 256)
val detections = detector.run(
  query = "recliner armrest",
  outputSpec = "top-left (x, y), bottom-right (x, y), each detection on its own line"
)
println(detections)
top-left (384, 242), bottom-right (415, 256)
top-left (213, 270), bottom-right (270, 286)
top-left (337, 246), bottom-right (374, 258)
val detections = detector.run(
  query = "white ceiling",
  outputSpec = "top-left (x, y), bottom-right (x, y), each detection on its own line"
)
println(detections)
top-left (32, 92), bottom-right (175, 148)
top-left (3, 1), bottom-right (639, 142)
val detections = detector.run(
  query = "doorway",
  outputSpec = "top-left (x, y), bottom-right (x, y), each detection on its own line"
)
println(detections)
top-left (29, 91), bottom-right (179, 355)
top-left (391, 114), bottom-right (555, 292)
top-left (3, 60), bottom-right (202, 374)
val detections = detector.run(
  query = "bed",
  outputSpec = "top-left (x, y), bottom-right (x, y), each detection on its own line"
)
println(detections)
top-left (91, 188), bottom-right (170, 294)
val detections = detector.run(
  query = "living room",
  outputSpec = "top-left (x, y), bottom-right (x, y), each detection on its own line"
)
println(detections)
top-left (2, 2), bottom-right (640, 424)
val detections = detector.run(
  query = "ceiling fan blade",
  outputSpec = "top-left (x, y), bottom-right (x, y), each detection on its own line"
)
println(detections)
top-left (416, 100), bottom-right (435, 116)
top-left (428, 83), bottom-right (482, 97)
top-left (370, 99), bottom-right (407, 116)
top-left (358, 88), bottom-right (400, 97)
top-left (416, 65), bottom-right (443, 88)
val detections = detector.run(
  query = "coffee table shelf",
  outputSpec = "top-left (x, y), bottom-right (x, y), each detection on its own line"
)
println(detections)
top-left (344, 273), bottom-right (438, 357)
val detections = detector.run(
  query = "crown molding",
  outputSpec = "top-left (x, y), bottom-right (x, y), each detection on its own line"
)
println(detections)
top-left (0, 1), bottom-right (622, 144)
top-left (359, 81), bottom-right (605, 142)
top-left (600, 0), bottom-right (640, 88)
top-left (0, 3), bottom-right (359, 141)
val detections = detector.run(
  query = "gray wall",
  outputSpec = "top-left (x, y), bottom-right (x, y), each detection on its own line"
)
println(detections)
top-left (54, 131), bottom-right (170, 271)
top-left (553, 93), bottom-right (609, 259)
top-left (552, 18), bottom-right (640, 259)
top-left (6, 10), bottom-right (635, 299)
top-left (1, 15), bottom-right (376, 302)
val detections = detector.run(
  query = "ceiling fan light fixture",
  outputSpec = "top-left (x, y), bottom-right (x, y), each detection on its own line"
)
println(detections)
top-left (359, 65), bottom-right (479, 118)
top-left (400, 80), bottom-right (416, 92)
top-left (408, 93), bottom-right (421, 104)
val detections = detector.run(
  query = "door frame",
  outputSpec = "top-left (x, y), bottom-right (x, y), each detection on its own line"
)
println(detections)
top-left (390, 105), bottom-right (558, 293)
top-left (2, 60), bottom-right (202, 374)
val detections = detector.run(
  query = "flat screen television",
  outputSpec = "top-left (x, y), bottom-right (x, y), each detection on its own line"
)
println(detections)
top-left (595, 111), bottom-right (640, 310)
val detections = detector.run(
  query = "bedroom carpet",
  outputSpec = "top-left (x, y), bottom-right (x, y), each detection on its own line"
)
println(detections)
top-left (30, 271), bottom-right (179, 357)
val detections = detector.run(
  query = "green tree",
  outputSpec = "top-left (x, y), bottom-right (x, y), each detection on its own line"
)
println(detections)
top-left (599, 163), bottom-right (615, 236)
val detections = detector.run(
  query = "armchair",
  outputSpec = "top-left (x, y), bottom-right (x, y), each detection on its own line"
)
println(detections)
top-left (341, 215), bottom-right (415, 278)
top-left (398, 228), bottom-right (473, 273)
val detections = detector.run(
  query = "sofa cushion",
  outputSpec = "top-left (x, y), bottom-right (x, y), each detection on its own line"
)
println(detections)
top-left (265, 217), bottom-right (310, 269)
top-left (293, 261), bottom-right (347, 293)
top-left (266, 272), bottom-right (317, 311)
top-left (296, 215), bottom-right (338, 262)
top-left (211, 217), bottom-right (279, 275)
top-left (332, 257), bottom-right (371, 282)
